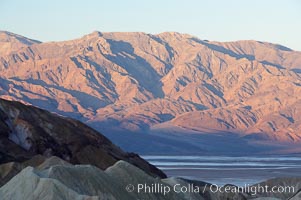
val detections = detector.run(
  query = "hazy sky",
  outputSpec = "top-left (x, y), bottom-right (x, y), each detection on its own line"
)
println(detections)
top-left (1, 0), bottom-right (300, 50)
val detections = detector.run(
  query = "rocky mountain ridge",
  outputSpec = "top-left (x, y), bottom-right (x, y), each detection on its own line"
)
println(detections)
top-left (1, 31), bottom-right (301, 153)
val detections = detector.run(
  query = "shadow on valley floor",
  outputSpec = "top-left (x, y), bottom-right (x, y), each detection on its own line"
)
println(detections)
top-left (95, 126), bottom-right (286, 155)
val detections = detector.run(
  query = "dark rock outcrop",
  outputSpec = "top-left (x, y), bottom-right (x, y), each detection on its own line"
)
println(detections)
top-left (0, 98), bottom-right (166, 179)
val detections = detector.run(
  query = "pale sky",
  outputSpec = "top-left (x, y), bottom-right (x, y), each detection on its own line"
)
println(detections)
top-left (1, 0), bottom-right (300, 50)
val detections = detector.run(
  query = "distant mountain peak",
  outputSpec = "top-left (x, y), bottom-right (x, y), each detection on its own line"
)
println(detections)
top-left (0, 31), bottom-right (41, 44)
top-left (156, 31), bottom-right (194, 39)
top-left (83, 31), bottom-right (103, 38)
top-left (0, 31), bottom-right (41, 55)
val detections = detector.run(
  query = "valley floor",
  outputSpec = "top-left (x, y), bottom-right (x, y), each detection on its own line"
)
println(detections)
top-left (143, 155), bottom-right (301, 186)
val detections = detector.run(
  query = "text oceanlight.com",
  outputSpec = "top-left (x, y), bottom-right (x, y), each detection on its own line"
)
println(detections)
top-left (125, 183), bottom-right (295, 196)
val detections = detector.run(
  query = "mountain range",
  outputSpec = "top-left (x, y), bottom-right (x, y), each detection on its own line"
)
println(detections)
top-left (1, 30), bottom-right (301, 154)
